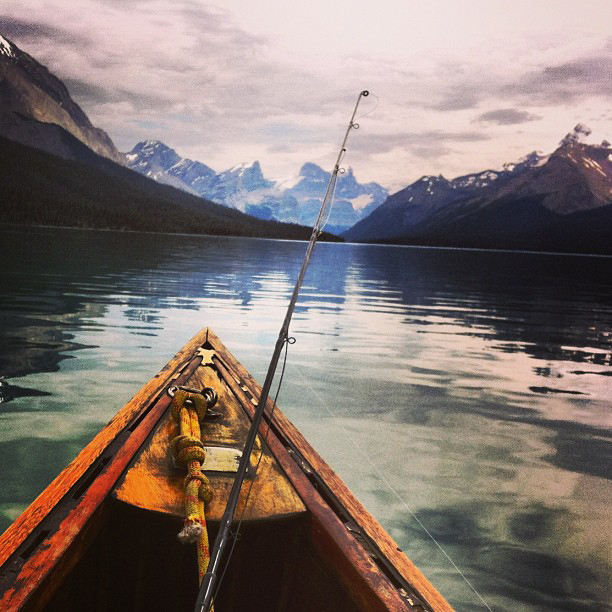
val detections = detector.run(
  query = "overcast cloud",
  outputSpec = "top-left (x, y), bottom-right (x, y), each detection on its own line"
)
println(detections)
top-left (476, 110), bottom-right (542, 126)
top-left (0, 0), bottom-right (610, 190)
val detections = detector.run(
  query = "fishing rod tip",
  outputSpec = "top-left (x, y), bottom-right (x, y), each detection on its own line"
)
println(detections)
top-left (361, 90), bottom-right (369, 97)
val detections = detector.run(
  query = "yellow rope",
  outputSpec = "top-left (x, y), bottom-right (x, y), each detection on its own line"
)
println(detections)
top-left (170, 389), bottom-right (214, 597)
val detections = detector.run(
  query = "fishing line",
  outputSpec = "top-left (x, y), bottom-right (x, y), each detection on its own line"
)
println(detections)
top-left (209, 336), bottom-right (293, 603)
top-left (354, 92), bottom-right (380, 123)
top-left (292, 365), bottom-right (493, 612)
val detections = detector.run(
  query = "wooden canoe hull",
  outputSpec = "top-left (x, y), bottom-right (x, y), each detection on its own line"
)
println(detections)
top-left (114, 346), bottom-right (306, 522)
top-left (0, 328), bottom-right (453, 611)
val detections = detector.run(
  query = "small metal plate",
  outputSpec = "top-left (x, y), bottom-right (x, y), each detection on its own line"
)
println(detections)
top-left (196, 349), bottom-right (216, 366)
top-left (202, 446), bottom-right (242, 473)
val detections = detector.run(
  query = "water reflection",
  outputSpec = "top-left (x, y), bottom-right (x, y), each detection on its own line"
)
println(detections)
top-left (0, 226), bottom-right (610, 611)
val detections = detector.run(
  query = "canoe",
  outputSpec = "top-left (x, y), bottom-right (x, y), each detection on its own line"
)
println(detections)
top-left (0, 328), bottom-right (452, 611)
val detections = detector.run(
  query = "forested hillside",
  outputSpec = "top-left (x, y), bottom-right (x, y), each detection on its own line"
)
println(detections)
top-left (0, 136), bottom-right (339, 241)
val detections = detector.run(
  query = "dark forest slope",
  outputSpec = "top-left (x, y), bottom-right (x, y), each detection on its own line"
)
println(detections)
top-left (0, 135), bottom-right (338, 241)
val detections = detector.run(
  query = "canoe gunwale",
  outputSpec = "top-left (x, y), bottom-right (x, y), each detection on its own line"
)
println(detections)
top-left (209, 329), bottom-right (453, 612)
top-left (0, 330), bottom-right (210, 610)
top-left (0, 328), bottom-right (453, 612)
top-left (209, 335), bottom-right (452, 611)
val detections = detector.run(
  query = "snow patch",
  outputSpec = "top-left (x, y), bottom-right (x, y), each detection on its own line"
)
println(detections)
top-left (583, 157), bottom-right (607, 177)
top-left (349, 194), bottom-right (374, 211)
top-left (504, 151), bottom-right (546, 172)
top-left (274, 174), bottom-right (302, 190)
top-left (0, 35), bottom-right (14, 58)
top-left (228, 161), bottom-right (256, 176)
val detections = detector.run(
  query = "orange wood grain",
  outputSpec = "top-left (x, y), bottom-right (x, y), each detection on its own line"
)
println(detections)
top-left (212, 355), bottom-right (408, 611)
top-left (0, 329), bottom-right (210, 609)
top-left (206, 329), bottom-right (454, 612)
top-left (114, 359), bottom-right (306, 521)
top-left (0, 327), bottom-right (452, 612)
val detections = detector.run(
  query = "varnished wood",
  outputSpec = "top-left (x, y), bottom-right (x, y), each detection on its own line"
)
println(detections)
top-left (0, 331), bottom-right (209, 610)
top-left (207, 328), bottom-right (454, 612)
top-left (0, 327), bottom-right (453, 612)
top-left (114, 358), bottom-right (306, 521)
top-left (213, 355), bottom-right (407, 611)
top-left (0, 329), bottom-right (210, 569)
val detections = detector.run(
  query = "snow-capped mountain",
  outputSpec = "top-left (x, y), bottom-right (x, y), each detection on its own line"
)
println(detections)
top-left (212, 161), bottom-right (275, 203)
top-left (0, 33), bottom-right (123, 164)
top-left (125, 142), bottom-right (388, 232)
top-left (125, 140), bottom-right (214, 195)
top-left (344, 151), bottom-right (547, 242)
top-left (281, 163), bottom-right (389, 231)
top-left (344, 126), bottom-right (611, 254)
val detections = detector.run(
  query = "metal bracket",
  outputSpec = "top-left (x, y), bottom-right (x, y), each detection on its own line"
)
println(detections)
top-left (196, 348), bottom-right (216, 366)
top-left (167, 385), bottom-right (218, 410)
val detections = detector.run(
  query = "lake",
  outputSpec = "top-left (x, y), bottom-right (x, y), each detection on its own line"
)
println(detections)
top-left (0, 225), bottom-right (610, 611)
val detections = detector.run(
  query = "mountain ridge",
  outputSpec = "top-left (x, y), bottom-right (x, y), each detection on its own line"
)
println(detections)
top-left (344, 127), bottom-right (611, 255)
top-left (0, 34), bottom-right (123, 164)
top-left (0, 33), bottom-right (337, 242)
top-left (125, 140), bottom-right (389, 232)
top-left (2, 30), bottom-right (610, 253)
top-left (0, 132), bottom-right (339, 241)
top-left (344, 151), bottom-right (547, 242)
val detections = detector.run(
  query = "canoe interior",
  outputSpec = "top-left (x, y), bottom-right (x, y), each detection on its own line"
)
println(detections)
top-left (44, 499), bottom-right (361, 612)
top-left (0, 328), bottom-right (452, 612)
top-left (113, 347), bottom-right (306, 522)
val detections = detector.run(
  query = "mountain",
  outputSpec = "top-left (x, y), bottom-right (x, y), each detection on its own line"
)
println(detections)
top-left (0, 133), bottom-right (338, 241)
top-left (125, 140), bottom-right (210, 194)
top-left (344, 152), bottom-right (546, 242)
top-left (0, 33), bottom-right (123, 164)
top-left (282, 163), bottom-right (389, 233)
top-left (344, 127), bottom-right (612, 255)
top-left (212, 161), bottom-right (275, 205)
top-left (125, 141), bottom-right (388, 232)
top-left (0, 34), bottom-right (338, 241)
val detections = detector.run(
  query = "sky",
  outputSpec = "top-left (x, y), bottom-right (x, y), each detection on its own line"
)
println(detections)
top-left (1, 0), bottom-right (610, 191)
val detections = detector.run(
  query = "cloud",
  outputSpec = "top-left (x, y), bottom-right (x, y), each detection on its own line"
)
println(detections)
top-left (60, 78), bottom-right (115, 104)
top-left (352, 129), bottom-right (490, 158)
top-left (0, 15), bottom-right (91, 48)
top-left (2, 2), bottom-right (611, 187)
top-left (62, 77), bottom-right (177, 112)
top-left (426, 59), bottom-right (502, 112)
top-left (0, 1), bottom-right (340, 154)
top-left (502, 49), bottom-right (612, 105)
top-left (432, 82), bottom-right (486, 112)
top-left (430, 43), bottom-right (612, 113)
top-left (476, 109), bottom-right (542, 125)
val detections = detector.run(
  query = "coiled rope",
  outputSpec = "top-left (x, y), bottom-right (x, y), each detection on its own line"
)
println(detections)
top-left (169, 389), bottom-right (214, 593)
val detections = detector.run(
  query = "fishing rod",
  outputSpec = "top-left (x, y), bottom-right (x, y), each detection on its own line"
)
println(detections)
top-left (195, 89), bottom-right (370, 612)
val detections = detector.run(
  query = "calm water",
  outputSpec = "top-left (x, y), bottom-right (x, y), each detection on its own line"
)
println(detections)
top-left (0, 226), bottom-right (610, 611)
